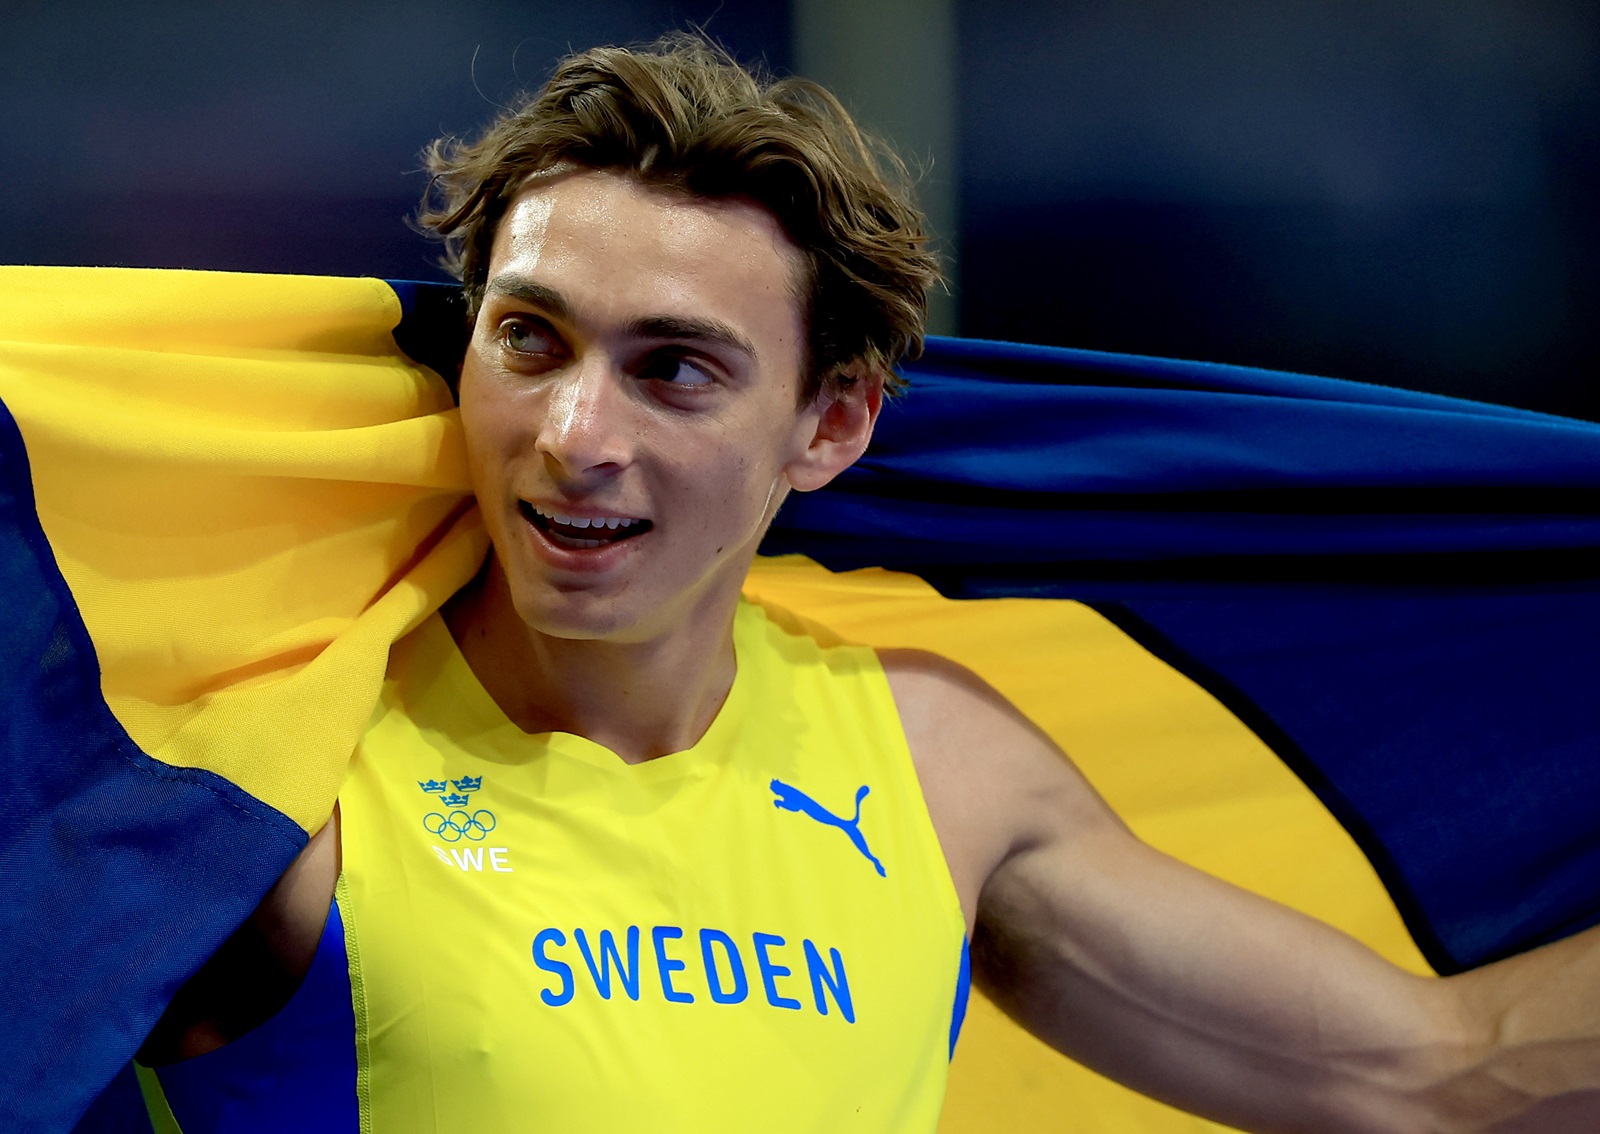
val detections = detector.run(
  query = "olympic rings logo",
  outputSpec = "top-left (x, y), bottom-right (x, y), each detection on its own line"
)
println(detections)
top-left (423, 809), bottom-right (498, 843)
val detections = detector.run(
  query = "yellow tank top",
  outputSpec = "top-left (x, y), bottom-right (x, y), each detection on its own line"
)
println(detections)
top-left (338, 598), bottom-right (968, 1133)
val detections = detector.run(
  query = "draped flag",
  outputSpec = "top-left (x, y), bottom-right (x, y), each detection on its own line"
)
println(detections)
top-left (2, 267), bottom-right (1596, 1133)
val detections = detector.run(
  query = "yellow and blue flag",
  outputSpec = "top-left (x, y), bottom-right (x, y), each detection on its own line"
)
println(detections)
top-left (3, 267), bottom-right (1597, 1133)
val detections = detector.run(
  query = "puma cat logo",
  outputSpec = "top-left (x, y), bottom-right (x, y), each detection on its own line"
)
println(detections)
top-left (769, 779), bottom-right (887, 878)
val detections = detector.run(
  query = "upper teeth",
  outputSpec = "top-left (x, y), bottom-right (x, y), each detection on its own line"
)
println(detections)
top-left (536, 507), bottom-right (640, 530)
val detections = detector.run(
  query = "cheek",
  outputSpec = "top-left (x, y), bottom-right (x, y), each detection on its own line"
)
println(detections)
top-left (653, 442), bottom-right (758, 530)
top-left (457, 398), bottom-right (501, 487)
top-left (456, 361), bottom-right (490, 444)
top-left (458, 368), bottom-right (531, 467)
top-left (703, 434), bottom-right (795, 527)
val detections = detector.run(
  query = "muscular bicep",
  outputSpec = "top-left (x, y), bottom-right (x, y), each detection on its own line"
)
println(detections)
top-left (883, 647), bottom-right (1128, 936)
top-left (886, 648), bottom-right (1461, 1132)
top-left (974, 770), bottom-right (1464, 1132)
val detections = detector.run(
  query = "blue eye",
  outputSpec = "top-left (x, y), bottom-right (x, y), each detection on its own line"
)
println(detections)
top-left (498, 317), bottom-right (559, 356)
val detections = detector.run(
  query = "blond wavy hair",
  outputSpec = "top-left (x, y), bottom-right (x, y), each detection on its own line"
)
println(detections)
top-left (417, 33), bottom-right (940, 397)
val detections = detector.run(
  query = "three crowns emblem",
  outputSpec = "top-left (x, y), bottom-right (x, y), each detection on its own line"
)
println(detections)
top-left (419, 775), bottom-right (485, 809)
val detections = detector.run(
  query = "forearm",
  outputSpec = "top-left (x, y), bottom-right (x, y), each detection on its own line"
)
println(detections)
top-left (1428, 925), bottom-right (1600, 1132)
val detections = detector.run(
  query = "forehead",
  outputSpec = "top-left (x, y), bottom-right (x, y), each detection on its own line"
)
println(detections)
top-left (484, 170), bottom-right (807, 340)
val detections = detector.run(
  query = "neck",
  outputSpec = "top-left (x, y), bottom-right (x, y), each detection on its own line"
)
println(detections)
top-left (442, 557), bottom-right (741, 764)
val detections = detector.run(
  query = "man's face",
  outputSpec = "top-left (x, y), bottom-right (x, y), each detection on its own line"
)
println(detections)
top-left (458, 169), bottom-right (852, 643)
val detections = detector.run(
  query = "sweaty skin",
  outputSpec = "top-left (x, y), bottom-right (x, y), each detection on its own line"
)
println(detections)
top-left (142, 172), bottom-right (1600, 1134)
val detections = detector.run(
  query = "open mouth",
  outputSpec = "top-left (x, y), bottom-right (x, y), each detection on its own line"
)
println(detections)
top-left (520, 501), bottom-right (653, 551)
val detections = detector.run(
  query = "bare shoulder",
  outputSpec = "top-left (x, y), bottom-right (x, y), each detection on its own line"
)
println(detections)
top-left (877, 648), bottom-right (1125, 930)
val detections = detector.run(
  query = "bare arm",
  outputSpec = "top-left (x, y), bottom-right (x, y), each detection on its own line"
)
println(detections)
top-left (885, 649), bottom-right (1600, 1134)
top-left (138, 811), bottom-right (340, 1064)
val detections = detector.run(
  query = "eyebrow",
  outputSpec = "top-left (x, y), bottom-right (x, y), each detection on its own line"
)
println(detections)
top-left (626, 315), bottom-right (758, 361)
top-left (484, 274), bottom-right (760, 362)
top-left (484, 276), bottom-right (574, 324)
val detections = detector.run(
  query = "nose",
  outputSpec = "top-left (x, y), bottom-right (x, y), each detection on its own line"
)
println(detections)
top-left (535, 355), bottom-right (634, 480)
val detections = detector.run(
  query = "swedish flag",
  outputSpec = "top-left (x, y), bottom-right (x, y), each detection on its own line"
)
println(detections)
top-left (3, 267), bottom-right (1597, 1132)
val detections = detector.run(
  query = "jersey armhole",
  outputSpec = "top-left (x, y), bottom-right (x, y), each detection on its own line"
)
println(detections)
top-left (133, 1063), bottom-right (183, 1134)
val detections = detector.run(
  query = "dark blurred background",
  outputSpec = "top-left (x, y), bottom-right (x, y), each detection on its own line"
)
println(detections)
top-left (4, 1), bottom-right (1596, 418)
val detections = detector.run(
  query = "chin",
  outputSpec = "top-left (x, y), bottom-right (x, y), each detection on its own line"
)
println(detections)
top-left (509, 586), bottom-right (652, 644)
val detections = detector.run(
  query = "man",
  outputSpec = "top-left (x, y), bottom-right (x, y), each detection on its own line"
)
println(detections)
top-left (132, 34), bottom-right (1600, 1132)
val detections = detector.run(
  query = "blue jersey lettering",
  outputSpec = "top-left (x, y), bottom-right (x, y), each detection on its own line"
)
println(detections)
top-left (803, 939), bottom-right (855, 1023)
top-left (700, 928), bottom-right (749, 1004)
top-left (652, 926), bottom-right (695, 1004)
top-left (531, 929), bottom-right (574, 1007)
top-left (533, 924), bottom-right (850, 1021)
top-left (752, 932), bottom-right (802, 1010)
top-left (575, 926), bottom-right (641, 1001)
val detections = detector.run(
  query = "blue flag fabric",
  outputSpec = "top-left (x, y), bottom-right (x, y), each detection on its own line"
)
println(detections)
top-left (0, 397), bottom-right (309, 1134)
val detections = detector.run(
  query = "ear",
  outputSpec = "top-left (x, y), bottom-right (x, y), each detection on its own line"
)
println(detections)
top-left (784, 366), bottom-right (884, 493)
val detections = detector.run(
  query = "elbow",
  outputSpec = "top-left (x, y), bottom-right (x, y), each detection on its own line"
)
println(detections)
top-left (1325, 979), bottom-right (1494, 1134)
top-left (1392, 980), bottom-right (1538, 1134)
